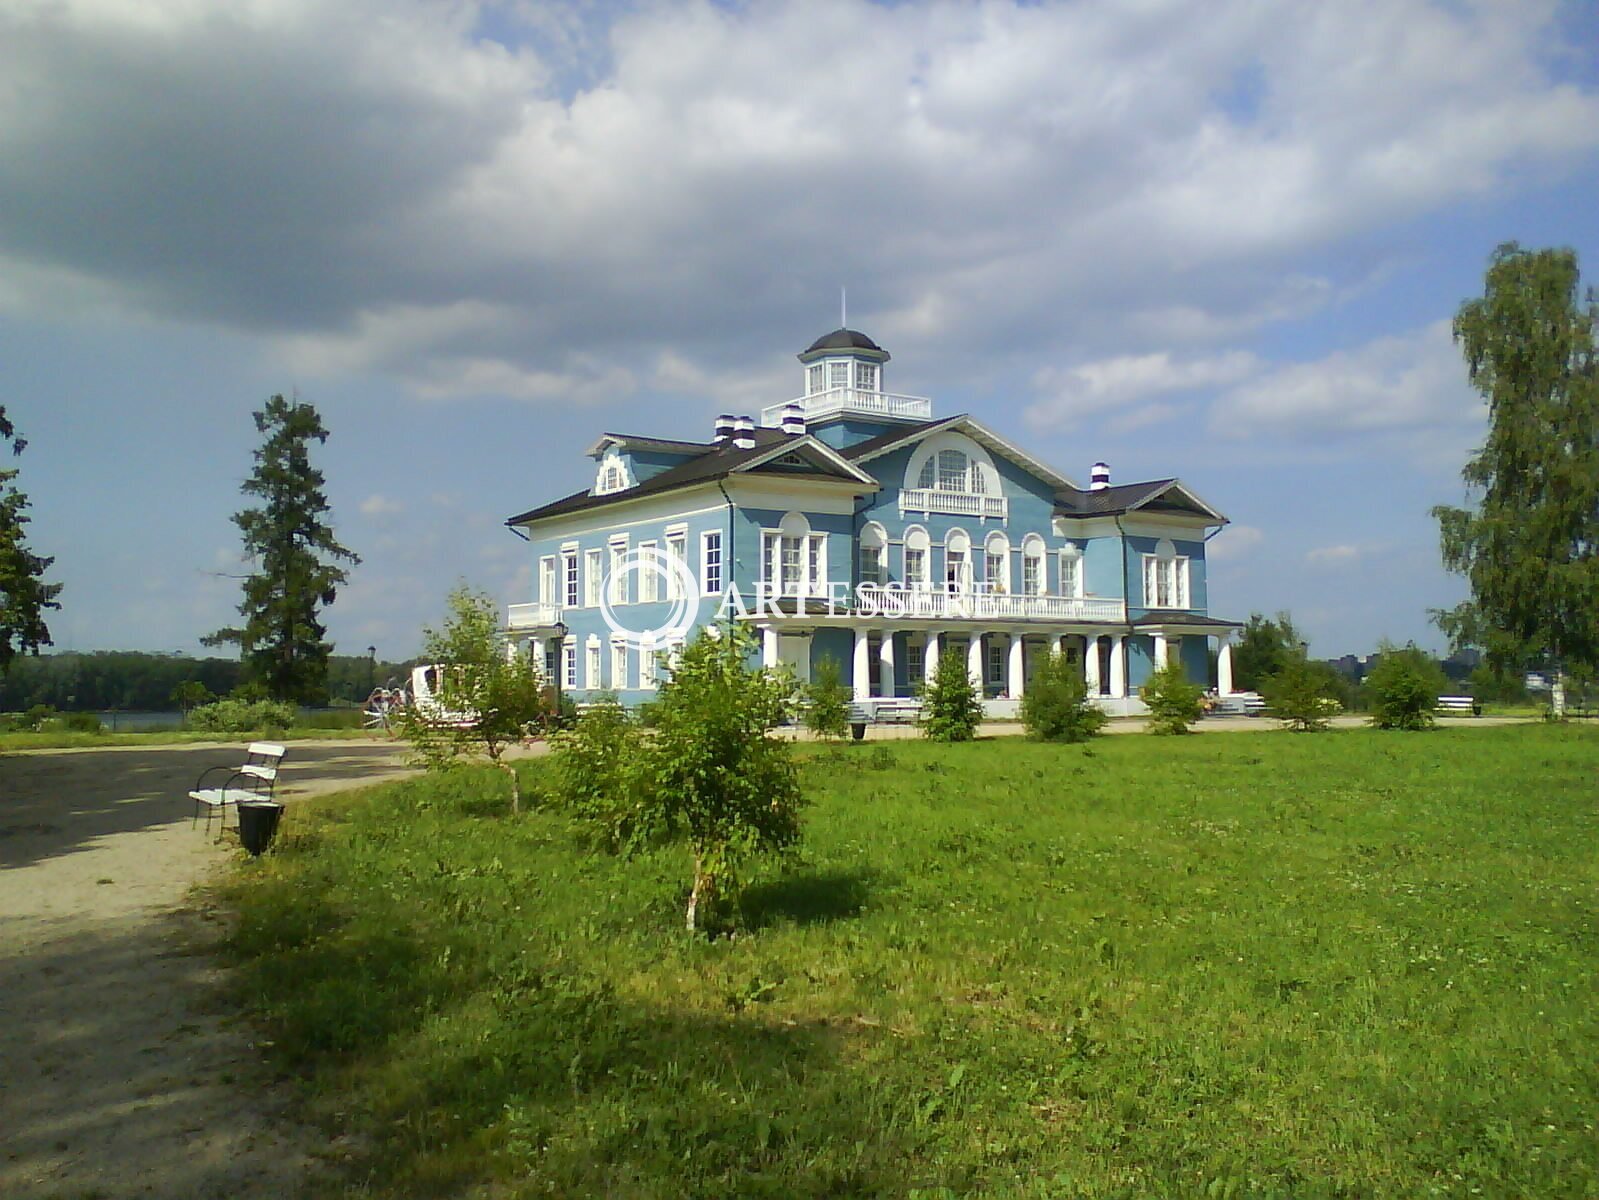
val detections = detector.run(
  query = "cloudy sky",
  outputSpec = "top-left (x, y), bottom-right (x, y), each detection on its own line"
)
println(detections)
top-left (3, 0), bottom-right (1596, 661)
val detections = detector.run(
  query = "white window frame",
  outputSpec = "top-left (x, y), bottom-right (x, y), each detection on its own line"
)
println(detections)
top-left (987, 641), bottom-right (1006, 688)
top-left (828, 360), bottom-right (849, 389)
top-left (1142, 552), bottom-right (1189, 609)
top-left (808, 363), bottom-right (826, 395)
top-left (639, 641), bottom-right (657, 689)
top-left (584, 548), bottom-right (604, 607)
top-left (562, 549), bottom-right (580, 609)
top-left (906, 640), bottom-right (924, 681)
top-left (764, 517), bottom-right (826, 597)
top-left (562, 639), bottom-right (577, 689)
top-left (611, 640), bottom-right (629, 690)
top-left (585, 638), bottom-right (602, 689)
top-left (701, 530), bottom-right (723, 596)
top-left (904, 525), bottom-right (930, 590)
top-left (539, 556), bottom-right (556, 606)
top-left (665, 528), bottom-right (688, 600)
top-left (639, 540), bottom-right (659, 602)
top-left (853, 361), bottom-right (877, 392)
top-left (608, 536), bottom-right (628, 604)
top-left (1059, 545), bottom-right (1082, 599)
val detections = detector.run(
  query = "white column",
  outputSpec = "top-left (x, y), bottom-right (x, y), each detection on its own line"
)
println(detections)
top-left (967, 632), bottom-right (985, 688)
top-left (1217, 640), bottom-right (1234, 695)
top-left (1109, 635), bottom-right (1126, 698)
top-left (762, 625), bottom-right (779, 669)
top-left (852, 627), bottom-right (871, 701)
top-left (1007, 633), bottom-right (1025, 698)
top-left (1153, 632), bottom-right (1167, 669)
top-left (1084, 633), bottom-right (1101, 695)
top-left (878, 630), bottom-right (896, 698)
top-left (925, 630), bottom-right (941, 686)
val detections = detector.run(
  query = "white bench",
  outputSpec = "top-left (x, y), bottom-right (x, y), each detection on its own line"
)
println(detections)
top-left (849, 699), bottom-right (922, 737)
top-left (1437, 695), bottom-right (1480, 716)
top-left (189, 742), bottom-right (286, 835)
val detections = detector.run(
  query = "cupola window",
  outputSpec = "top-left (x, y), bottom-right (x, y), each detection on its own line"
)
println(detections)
top-left (853, 361), bottom-right (878, 392)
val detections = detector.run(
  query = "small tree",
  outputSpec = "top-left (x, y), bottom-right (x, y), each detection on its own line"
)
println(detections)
top-left (400, 587), bottom-right (549, 812)
top-left (920, 647), bottom-right (983, 742)
top-left (171, 680), bottom-right (214, 719)
top-left (641, 625), bottom-right (803, 932)
top-left (1142, 657), bottom-right (1203, 735)
top-left (1020, 651), bottom-right (1106, 743)
top-left (1364, 643), bottom-right (1447, 730)
top-left (0, 407), bottom-right (61, 674)
top-left (1261, 655), bottom-right (1339, 732)
top-left (548, 695), bottom-right (651, 851)
top-left (1232, 612), bottom-right (1303, 692)
top-left (802, 655), bottom-right (852, 741)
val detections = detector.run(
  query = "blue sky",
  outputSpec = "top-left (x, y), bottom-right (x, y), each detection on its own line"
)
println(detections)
top-left (1, 0), bottom-right (1595, 661)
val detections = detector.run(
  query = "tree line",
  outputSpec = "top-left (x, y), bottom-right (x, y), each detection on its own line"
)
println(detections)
top-left (0, 650), bottom-right (421, 713)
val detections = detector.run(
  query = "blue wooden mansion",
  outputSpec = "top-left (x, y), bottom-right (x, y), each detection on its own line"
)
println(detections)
top-left (505, 328), bottom-right (1240, 715)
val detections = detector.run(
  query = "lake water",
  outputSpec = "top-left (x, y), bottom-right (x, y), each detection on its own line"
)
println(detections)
top-left (88, 708), bottom-right (350, 731)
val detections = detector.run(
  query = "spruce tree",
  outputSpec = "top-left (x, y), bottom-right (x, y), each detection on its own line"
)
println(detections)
top-left (205, 396), bottom-right (359, 703)
top-left (0, 407), bottom-right (61, 673)
top-left (1432, 244), bottom-right (1599, 714)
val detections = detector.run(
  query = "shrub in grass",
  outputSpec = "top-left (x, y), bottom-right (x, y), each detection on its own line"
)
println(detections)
top-left (188, 698), bottom-right (296, 734)
top-left (1141, 658), bottom-right (1203, 734)
top-left (1262, 655), bottom-right (1341, 732)
top-left (1365, 643), bottom-right (1446, 730)
top-left (1020, 651), bottom-right (1106, 742)
top-left (548, 695), bottom-right (652, 850)
top-left (920, 648), bottom-right (983, 742)
top-left (802, 655), bottom-right (852, 741)
top-left (638, 624), bottom-right (804, 931)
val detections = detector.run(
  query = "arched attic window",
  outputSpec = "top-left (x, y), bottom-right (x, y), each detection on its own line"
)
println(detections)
top-left (984, 531), bottom-right (1010, 594)
top-left (593, 452), bottom-right (632, 495)
top-left (918, 448), bottom-right (986, 494)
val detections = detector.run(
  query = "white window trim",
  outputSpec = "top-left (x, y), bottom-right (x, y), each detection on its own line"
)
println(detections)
top-left (562, 550), bottom-right (580, 609)
top-left (610, 639), bottom-right (629, 690)
top-left (539, 555), bottom-right (556, 606)
top-left (584, 548), bottom-right (604, 608)
top-left (638, 539), bottom-right (659, 603)
top-left (608, 535), bottom-right (628, 604)
top-left (1142, 552), bottom-right (1190, 609)
top-left (562, 638), bottom-right (577, 689)
top-left (1059, 544), bottom-right (1083, 599)
top-left (701, 529), bottom-right (724, 596)
top-left (585, 637), bottom-right (602, 690)
top-left (665, 529), bottom-right (688, 600)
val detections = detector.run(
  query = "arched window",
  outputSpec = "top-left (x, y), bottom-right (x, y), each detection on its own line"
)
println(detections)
top-left (903, 526), bottom-right (930, 590)
top-left (1022, 534), bottom-right (1046, 597)
top-left (594, 453), bottom-right (632, 495)
top-left (917, 448), bottom-right (987, 493)
top-left (859, 522), bottom-right (887, 586)
top-left (984, 531), bottom-right (1010, 594)
top-left (1142, 538), bottom-right (1188, 609)
top-left (944, 529), bottom-right (971, 594)
top-left (765, 511), bottom-right (827, 598)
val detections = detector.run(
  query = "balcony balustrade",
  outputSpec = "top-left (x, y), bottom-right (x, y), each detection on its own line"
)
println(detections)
top-left (760, 387), bottom-right (933, 427)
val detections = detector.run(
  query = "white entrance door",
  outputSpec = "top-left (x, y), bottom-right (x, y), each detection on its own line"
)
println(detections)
top-left (777, 634), bottom-right (811, 683)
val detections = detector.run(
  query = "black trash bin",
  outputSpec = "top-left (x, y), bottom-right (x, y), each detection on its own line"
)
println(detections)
top-left (237, 801), bottom-right (284, 856)
top-left (851, 722), bottom-right (867, 741)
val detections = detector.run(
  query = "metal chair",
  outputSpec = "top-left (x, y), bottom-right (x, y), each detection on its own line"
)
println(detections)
top-left (189, 742), bottom-right (286, 835)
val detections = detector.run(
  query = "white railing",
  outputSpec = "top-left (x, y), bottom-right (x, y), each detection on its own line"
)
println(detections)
top-left (898, 488), bottom-right (1008, 520)
top-left (506, 602), bottom-right (562, 631)
top-left (760, 388), bottom-right (933, 427)
top-left (853, 585), bottom-right (1124, 624)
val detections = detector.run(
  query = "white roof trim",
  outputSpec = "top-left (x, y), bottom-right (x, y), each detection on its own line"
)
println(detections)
top-left (1133, 479), bottom-right (1228, 524)
top-left (851, 415), bottom-right (1077, 490)
top-left (734, 435), bottom-right (879, 486)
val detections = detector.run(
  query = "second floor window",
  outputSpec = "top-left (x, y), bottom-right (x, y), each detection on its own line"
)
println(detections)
top-left (585, 549), bottom-right (603, 607)
top-left (639, 541), bottom-right (659, 602)
top-left (666, 534), bottom-right (687, 599)
top-left (1022, 554), bottom-right (1040, 597)
top-left (905, 547), bottom-right (927, 588)
top-left (861, 544), bottom-right (883, 585)
top-left (540, 557), bottom-right (556, 606)
top-left (702, 531), bottom-right (723, 595)
top-left (1143, 554), bottom-right (1189, 608)
top-left (985, 551), bottom-right (1005, 591)
top-left (563, 552), bottom-right (579, 608)
top-left (1059, 551), bottom-right (1081, 598)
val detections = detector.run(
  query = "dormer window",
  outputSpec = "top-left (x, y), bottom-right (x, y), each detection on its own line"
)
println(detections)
top-left (593, 452), bottom-right (633, 496)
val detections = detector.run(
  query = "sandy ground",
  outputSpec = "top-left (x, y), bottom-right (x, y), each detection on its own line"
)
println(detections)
top-left (0, 717), bottom-right (1529, 1198)
top-left (0, 740), bottom-right (416, 1200)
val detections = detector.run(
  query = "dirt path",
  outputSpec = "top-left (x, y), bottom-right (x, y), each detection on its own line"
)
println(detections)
top-left (0, 741), bottom-right (414, 1200)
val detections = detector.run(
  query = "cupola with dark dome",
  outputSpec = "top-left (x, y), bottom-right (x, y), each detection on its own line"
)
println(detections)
top-left (759, 325), bottom-right (932, 435)
top-left (798, 328), bottom-right (892, 361)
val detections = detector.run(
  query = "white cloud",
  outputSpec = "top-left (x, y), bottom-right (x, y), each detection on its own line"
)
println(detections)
top-left (1208, 524), bottom-right (1265, 563)
top-left (0, 0), bottom-right (1592, 398)
top-left (1306, 544), bottom-right (1361, 566)
top-left (359, 493), bottom-right (404, 518)
top-left (1027, 350), bottom-right (1259, 430)
top-left (1210, 320), bottom-right (1482, 441)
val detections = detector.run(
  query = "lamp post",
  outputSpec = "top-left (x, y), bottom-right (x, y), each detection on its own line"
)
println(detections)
top-left (551, 621), bottom-right (568, 724)
top-left (366, 645), bottom-right (376, 696)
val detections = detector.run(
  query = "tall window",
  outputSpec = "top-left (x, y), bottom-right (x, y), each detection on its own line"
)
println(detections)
top-left (585, 548), bottom-right (603, 606)
top-left (906, 641), bottom-right (924, 680)
top-left (861, 544), bottom-right (883, 585)
top-left (666, 532), bottom-right (687, 599)
top-left (608, 540), bottom-right (627, 604)
top-left (808, 363), bottom-right (826, 395)
top-left (611, 641), bottom-right (628, 690)
top-left (765, 519), bottom-right (826, 596)
top-left (563, 551), bottom-right (579, 608)
top-left (937, 449), bottom-right (966, 491)
top-left (945, 549), bottom-right (967, 593)
top-left (781, 536), bottom-right (803, 593)
top-left (828, 361), bottom-right (849, 389)
top-left (1143, 550), bottom-right (1189, 609)
top-left (539, 556), bottom-right (556, 606)
top-left (639, 541), bottom-right (659, 602)
top-left (905, 548), bottom-right (926, 588)
top-left (1059, 546), bottom-right (1081, 598)
top-left (701, 531), bottom-right (723, 596)
top-left (985, 551), bottom-right (1005, 590)
top-left (1022, 554), bottom-right (1040, 596)
top-left (563, 641), bottom-right (577, 689)
top-left (854, 361), bottom-right (877, 391)
top-left (639, 642), bottom-right (656, 689)
top-left (987, 641), bottom-right (1006, 689)
top-left (586, 641), bottom-right (602, 689)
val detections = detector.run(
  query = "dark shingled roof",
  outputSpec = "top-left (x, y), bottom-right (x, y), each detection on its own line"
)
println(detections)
top-left (800, 328), bottom-right (889, 357)
top-left (1053, 480), bottom-right (1180, 517)
top-left (594, 432), bottom-right (718, 456)
top-left (838, 417), bottom-right (955, 461)
top-left (506, 435), bottom-right (868, 526)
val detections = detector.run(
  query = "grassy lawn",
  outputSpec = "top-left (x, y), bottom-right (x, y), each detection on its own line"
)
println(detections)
top-left (215, 725), bottom-right (1597, 1198)
top-left (0, 726), bottom-right (389, 751)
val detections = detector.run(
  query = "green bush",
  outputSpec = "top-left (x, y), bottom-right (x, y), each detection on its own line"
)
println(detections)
top-left (188, 698), bottom-right (297, 734)
top-left (802, 656), bottom-right (852, 741)
top-left (60, 711), bottom-right (104, 733)
top-left (920, 648), bottom-right (983, 742)
top-left (1262, 656), bottom-right (1341, 732)
top-left (1365, 644), bottom-right (1447, 730)
top-left (1141, 658), bottom-right (1204, 735)
top-left (1020, 651), bottom-right (1107, 743)
top-left (548, 695), bottom-right (651, 850)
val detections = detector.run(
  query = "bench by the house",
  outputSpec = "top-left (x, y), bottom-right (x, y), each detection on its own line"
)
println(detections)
top-left (1437, 695), bottom-right (1482, 716)
top-left (849, 698), bottom-right (922, 738)
top-left (189, 742), bottom-right (286, 834)
top-left (1210, 692), bottom-right (1266, 716)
